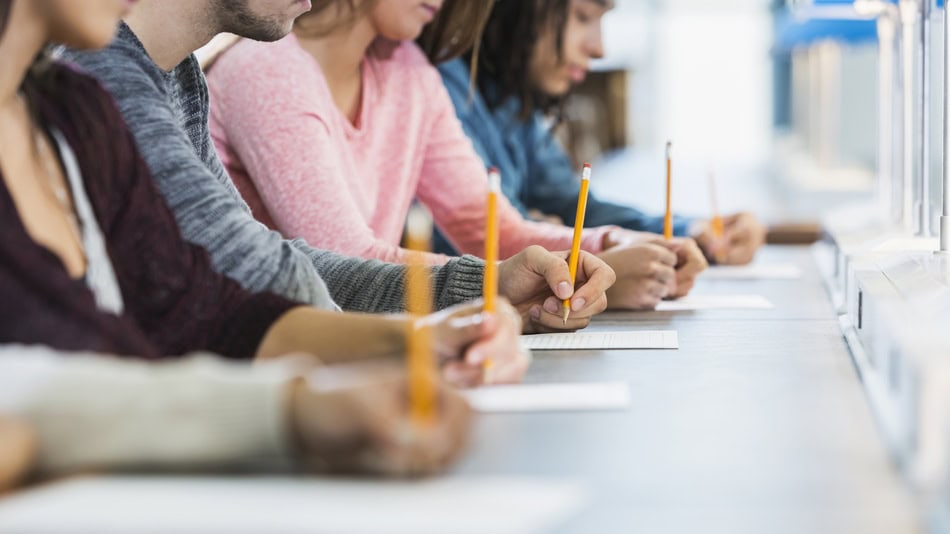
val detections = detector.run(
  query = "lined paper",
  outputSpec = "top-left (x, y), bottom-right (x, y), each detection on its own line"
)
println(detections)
top-left (656, 294), bottom-right (774, 311)
top-left (703, 263), bottom-right (802, 280)
top-left (463, 382), bottom-right (631, 413)
top-left (520, 330), bottom-right (678, 350)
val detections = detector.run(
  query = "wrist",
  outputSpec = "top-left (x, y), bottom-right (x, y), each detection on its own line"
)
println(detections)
top-left (383, 314), bottom-right (412, 358)
top-left (687, 219), bottom-right (709, 239)
top-left (284, 377), bottom-right (308, 459)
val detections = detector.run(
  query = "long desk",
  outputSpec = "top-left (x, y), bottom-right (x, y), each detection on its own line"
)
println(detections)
top-left (455, 245), bottom-right (920, 533)
top-left (0, 246), bottom-right (921, 533)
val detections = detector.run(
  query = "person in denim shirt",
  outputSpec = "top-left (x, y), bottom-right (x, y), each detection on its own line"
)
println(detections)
top-left (433, 0), bottom-right (766, 266)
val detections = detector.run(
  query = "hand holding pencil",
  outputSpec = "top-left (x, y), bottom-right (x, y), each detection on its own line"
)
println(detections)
top-left (689, 168), bottom-right (767, 265)
top-left (289, 370), bottom-right (472, 477)
top-left (563, 163), bottom-right (593, 324)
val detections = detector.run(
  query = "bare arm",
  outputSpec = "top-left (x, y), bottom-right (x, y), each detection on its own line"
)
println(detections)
top-left (255, 308), bottom-right (408, 364)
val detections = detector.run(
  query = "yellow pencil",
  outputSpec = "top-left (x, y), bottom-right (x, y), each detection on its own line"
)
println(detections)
top-left (708, 169), bottom-right (724, 239)
top-left (562, 163), bottom-right (592, 325)
top-left (664, 141), bottom-right (673, 240)
top-left (405, 205), bottom-right (436, 427)
top-left (482, 168), bottom-right (500, 383)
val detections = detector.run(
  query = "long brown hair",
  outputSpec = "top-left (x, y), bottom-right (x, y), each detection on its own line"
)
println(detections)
top-left (295, 0), bottom-right (491, 65)
top-left (416, 0), bottom-right (492, 65)
top-left (462, 0), bottom-right (571, 120)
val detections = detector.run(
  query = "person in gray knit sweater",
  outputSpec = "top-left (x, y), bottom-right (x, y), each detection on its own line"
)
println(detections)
top-left (64, 1), bottom-right (617, 334)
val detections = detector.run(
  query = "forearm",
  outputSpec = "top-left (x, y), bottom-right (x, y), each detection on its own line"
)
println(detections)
top-left (307, 248), bottom-right (484, 313)
top-left (0, 347), bottom-right (292, 475)
top-left (256, 308), bottom-right (408, 364)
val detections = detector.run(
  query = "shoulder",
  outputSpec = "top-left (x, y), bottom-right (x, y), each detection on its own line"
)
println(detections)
top-left (370, 40), bottom-right (444, 94)
top-left (436, 58), bottom-right (471, 92)
top-left (208, 34), bottom-right (326, 106)
top-left (33, 62), bottom-right (127, 129)
top-left (211, 34), bottom-right (312, 84)
top-left (63, 24), bottom-right (163, 90)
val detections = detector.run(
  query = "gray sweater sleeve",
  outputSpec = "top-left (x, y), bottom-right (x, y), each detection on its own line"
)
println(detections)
top-left (306, 249), bottom-right (486, 312)
top-left (65, 36), bottom-right (484, 313)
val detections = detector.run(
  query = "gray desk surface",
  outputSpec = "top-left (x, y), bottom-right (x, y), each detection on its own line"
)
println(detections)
top-left (0, 246), bottom-right (920, 534)
top-left (454, 245), bottom-right (920, 533)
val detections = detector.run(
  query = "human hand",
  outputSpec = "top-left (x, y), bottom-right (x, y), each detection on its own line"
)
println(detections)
top-left (289, 372), bottom-right (472, 477)
top-left (497, 245), bottom-right (616, 333)
top-left (691, 212), bottom-right (766, 265)
top-left (422, 299), bottom-right (530, 387)
top-left (526, 208), bottom-right (564, 225)
top-left (644, 236), bottom-right (707, 298)
top-left (601, 228), bottom-right (655, 250)
top-left (597, 243), bottom-right (677, 309)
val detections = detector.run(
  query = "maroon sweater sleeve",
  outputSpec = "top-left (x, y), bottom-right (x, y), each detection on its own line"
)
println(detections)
top-left (43, 64), bottom-right (300, 359)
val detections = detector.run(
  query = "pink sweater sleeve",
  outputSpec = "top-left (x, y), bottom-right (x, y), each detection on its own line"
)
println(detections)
top-left (412, 59), bottom-right (614, 260)
top-left (212, 42), bottom-right (452, 266)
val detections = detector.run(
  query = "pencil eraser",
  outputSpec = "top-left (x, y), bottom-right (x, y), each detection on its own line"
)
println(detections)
top-left (583, 163), bottom-right (591, 169)
top-left (487, 167), bottom-right (501, 191)
top-left (665, 141), bottom-right (673, 159)
top-left (581, 164), bottom-right (592, 181)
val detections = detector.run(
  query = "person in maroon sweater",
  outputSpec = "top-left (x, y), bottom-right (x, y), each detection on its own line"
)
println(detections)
top-left (0, 0), bottom-right (503, 475)
top-left (0, 0), bottom-right (529, 385)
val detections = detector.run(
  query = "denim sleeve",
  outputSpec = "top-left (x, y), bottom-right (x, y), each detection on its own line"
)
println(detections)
top-left (523, 119), bottom-right (692, 236)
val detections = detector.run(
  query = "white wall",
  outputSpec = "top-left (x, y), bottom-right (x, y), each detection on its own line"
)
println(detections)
top-left (601, 1), bottom-right (774, 166)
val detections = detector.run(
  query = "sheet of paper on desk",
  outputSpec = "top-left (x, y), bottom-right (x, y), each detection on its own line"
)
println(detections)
top-left (520, 330), bottom-right (678, 350)
top-left (463, 381), bottom-right (631, 413)
top-left (703, 263), bottom-right (802, 280)
top-left (656, 294), bottom-right (774, 311)
top-left (0, 476), bottom-right (588, 534)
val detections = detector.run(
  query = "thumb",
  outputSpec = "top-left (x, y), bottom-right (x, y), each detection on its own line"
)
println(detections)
top-left (449, 313), bottom-right (499, 363)
top-left (435, 312), bottom-right (490, 364)
top-left (527, 248), bottom-right (575, 300)
top-left (461, 312), bottom-right (499, 365)
top-left (656, 238), bottom-right (682, 253)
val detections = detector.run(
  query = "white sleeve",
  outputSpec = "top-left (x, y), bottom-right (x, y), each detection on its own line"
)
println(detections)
top-left (0, 345), bottom-right (293, 475)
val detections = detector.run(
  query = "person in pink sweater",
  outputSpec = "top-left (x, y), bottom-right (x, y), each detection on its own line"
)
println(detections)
top-left (208, 0), bottom-right (704, 310)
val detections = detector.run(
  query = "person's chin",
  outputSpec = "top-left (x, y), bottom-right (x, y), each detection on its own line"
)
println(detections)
top-left (382, 24), bottom-right (425, 42)
top-left (545, 81), bottom-right (573, 98)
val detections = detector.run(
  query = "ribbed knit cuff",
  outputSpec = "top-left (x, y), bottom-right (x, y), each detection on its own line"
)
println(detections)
top-left (435, 254), bottom-right (485, 309)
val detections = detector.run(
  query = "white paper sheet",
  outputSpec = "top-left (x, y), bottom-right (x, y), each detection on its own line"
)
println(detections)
top-left (703, 263), bottom-right (802, 280)
top-left (520, 330), bottom-right (678, 350)
top-left (655, 294), bottom-right (774, 311)
top-left (462, 382), bottom-right (631, 413)
top-left (0, 476), bottom-right (588, 534)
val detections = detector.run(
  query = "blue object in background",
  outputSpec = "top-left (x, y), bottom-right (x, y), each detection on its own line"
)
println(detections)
top-left (774, 17), bottom-right (879, 50)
